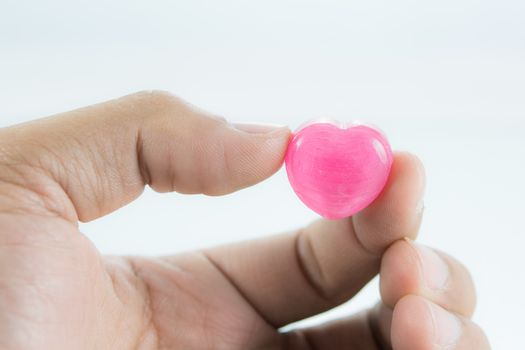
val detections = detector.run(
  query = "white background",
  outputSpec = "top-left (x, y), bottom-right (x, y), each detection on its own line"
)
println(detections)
top-left (1, 1), bottom-right (524, 348)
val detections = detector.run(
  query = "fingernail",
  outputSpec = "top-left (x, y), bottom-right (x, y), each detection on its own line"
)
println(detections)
top-left (231, 122), bottom-right (287, 134)
top-left (416, 198), bottom-right (425, 216)
top-left (415, 244), bottom-right (449, 290)
top-left (429, 301), bottom-right (462, 347)
top-left (412, 153), bottom-right (426, 221)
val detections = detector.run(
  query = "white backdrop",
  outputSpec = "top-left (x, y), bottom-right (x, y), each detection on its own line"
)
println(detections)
top-left (1, 1), bottom-right (524, 348)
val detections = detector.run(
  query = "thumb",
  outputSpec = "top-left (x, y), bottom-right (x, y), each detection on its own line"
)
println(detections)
top-left (0, 91), bottom-right (290, 222)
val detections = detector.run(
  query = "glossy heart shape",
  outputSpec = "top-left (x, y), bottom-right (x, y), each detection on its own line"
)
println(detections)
top-left (285, 121), bottom-right (393, 219)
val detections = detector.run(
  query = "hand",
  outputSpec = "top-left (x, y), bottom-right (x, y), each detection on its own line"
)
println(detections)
top-left (0, 91), bottom-right (489, 349)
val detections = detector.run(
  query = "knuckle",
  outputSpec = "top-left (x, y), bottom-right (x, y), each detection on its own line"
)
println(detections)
top-left (126, 90), bottom-right (185, 121)
top-left (133, 89), bottom-right (180, 107)
top-left (127, 90), bottom-right (234, 196)
top-left (131, 90), bottom-right (227, 132)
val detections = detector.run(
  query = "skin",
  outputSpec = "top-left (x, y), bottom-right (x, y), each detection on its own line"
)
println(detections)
top-left (0, 91), bottom-right (490, 349)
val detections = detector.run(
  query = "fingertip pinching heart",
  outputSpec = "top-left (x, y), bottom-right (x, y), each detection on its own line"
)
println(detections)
top-left (285, 120), bottom-right (393, 219)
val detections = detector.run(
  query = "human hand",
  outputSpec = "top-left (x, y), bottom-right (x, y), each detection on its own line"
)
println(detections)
top-left (0, 91), bottom-right (489, 349)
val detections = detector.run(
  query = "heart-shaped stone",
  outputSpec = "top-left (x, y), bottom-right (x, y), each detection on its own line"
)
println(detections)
top-left (285, 121), bottom-right (393, 219)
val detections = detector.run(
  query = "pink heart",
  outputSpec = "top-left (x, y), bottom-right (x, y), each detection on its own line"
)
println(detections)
top-left (285, 121), bottom-right (393, 219)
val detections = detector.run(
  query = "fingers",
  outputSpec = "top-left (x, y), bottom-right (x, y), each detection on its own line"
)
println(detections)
top-left (203, 152), bottom-right (425, 327)
top-left (281, 298), bottom-right (490, 350)
top-left (380, 239), bottom-right (477, 317)
top-left (370, 239), bottom-right (481, 348)
top-left (0, 91), bottom-right (290, 222)
top-left (281, 311), bottom-right (379, 350)
top-left (391, 295), bottom-right (490, 349)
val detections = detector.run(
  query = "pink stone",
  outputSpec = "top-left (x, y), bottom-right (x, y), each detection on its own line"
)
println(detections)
top-left (285, 120), bottom-right (393, 219)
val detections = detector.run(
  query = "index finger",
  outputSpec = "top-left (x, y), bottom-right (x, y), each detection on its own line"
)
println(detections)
top-left (0, 91), bottom-right (290, 222)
